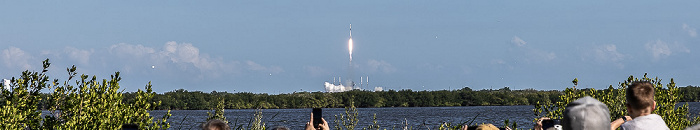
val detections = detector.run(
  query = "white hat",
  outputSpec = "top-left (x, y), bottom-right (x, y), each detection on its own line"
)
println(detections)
top-left (562, 96), bottom-right (611, 130)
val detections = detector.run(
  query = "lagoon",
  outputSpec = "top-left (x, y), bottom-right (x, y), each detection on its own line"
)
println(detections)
top-left (151, 102), bottom-right (700, 130)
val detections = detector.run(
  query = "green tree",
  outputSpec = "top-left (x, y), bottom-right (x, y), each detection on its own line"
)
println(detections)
top-left (533, 74), bottom-right (700, 130)
top-left (0, 59), bottom-right (170, 129)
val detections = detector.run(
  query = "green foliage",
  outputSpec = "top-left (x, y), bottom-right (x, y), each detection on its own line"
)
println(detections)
top-left (334, 100), bottom-right (360, 130)
top-left (0, 59), bottom-right (169, 129)
top-left (533, 74), bottom-right (700, 130)
top-left (144, 87), bottom-right (563, 110)
top-left (249, 109), bottom-right (266, 130)
top-left (207, 98), bottom-right (228, 124)
top-left (434, 118), bottom-right (520, 130)
top-left (680, 85), bottom-right (700, 102)
top-left (363, 114), bottom-right (381, 130)
top-left (502, 119), bottom-right (519, 130)
top-left (0, 59), bottom-right (52, 129)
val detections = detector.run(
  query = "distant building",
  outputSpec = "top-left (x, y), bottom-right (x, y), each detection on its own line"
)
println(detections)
top-left (2, 79), bottom-right (10, 91)
top-left (374, 87), bottom-right (383, 92)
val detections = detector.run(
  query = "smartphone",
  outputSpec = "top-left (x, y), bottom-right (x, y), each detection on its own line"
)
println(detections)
top-left (313, 108), bottom-right (322, 128)
top-left (542, 119), bottom-right (562, 130)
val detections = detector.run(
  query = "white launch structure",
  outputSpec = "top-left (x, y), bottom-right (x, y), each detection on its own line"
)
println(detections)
top-left (360, 76), bottom-right (369, 89)
top-left (2, 79), bottom-right (10, 91)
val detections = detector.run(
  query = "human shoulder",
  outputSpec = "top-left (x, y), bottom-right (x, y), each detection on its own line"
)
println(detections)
top-left (641, 114), bottom-right (665, 122)
top-left (621, 114), bottom-right (668, 130)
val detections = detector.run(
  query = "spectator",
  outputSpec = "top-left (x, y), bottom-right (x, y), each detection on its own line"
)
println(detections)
top-left (305, 113), bottom-right (329, 130)
top-left (611, 81), bottom-right (669, 130)
top-left (460, 123), bottom-right (511, 130)
top-left (475, 124), bottom-right (499, 130)
top-left (534, 117), bottom-right (551, 130)
top-left (202, 119), bottom-right (230, 130)
top-left (686, 123), bottom-right (700, 130)
top-left (534, 96), bottom-right (610, 130)
top-left (563, 96), bottom-right (610, 130)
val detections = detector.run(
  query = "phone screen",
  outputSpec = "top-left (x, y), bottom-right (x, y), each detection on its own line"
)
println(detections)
top-left (313, 108), bottom-right (322, 128)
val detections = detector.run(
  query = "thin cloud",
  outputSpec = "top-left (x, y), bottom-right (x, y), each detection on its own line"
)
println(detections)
top-left (418, 63), bottom-right (444, 71)
top-left (2, 42), bottom-right (284, 81)
top-left (683, 23), bottom-right (697, 37)
top-left (304, 66), bottom-right (329, 77)
top-left (109, 43), bottom-right (157, 57)
top-left (511, 36), bottom-right (527, 47)
top-left (591, 44), bottom-right (626, 68)
top-left (37, 47), bottom-right (95, 66)
top-left (645, 40), bottom-right (690, 61)
top-left (509, 36), bottom-right (556, 63)
top-left (162, 42), bottom-right (201, 66)
top-left (246, 60), bottom-right (284, 74)
top-left (491, 59), bottom-right (506, 65)
top-left (110, 42), bottom-right (234, 73)
top-left (532, 51), bottom-right (556, 62)
top-left (108, 42), bottom-right (281, 78)
top-left (367, 59), bottom-right (396, 73)
top-left (1, 47), bottom-right (34, 70)
top-left (64, 47), bottom-right (94, 65)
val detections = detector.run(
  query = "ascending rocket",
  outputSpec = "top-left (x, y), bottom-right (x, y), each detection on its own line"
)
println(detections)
top-left (348, 24), bottom-right (353, 61)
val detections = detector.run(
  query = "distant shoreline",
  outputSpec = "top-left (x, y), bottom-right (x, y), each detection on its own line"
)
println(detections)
top-left (118, 86), bottom-right (700, 110)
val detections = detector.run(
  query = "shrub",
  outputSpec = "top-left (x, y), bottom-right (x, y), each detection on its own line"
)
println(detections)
top-left (533, 73), bottom-right (700, 130)
top-left (0, 59), bottom-right (170, 129)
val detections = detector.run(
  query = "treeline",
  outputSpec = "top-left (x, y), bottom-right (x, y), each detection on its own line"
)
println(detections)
top-left (120, 85), bottom-right (700, 110)
top-left (122, 87), bottom-right (563, 110)
top-left (19, 86), bottom-right (700, 110)
top-left (681, 85), bottom-right (700, 102)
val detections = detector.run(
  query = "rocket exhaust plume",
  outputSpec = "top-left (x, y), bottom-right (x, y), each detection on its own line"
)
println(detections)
top-left (349, 24), bottom-right (353, 61)
top-left (349, 39), bottom-right (353, 61)
top-left (327, 24), bottom-right (358, 92)
top-left (347, 24), bottom-right (354, 89)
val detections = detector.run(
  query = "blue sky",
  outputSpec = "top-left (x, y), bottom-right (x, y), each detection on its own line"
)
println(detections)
top-left (1, 1), bottom-right (699, 93)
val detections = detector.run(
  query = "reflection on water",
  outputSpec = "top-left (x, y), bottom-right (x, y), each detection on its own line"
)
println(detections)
top-left (151, 102), bottom-right (700, 130)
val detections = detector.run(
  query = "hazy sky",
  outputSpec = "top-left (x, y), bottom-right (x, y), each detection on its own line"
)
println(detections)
top-left (1, 1), bottom-right (699, 93)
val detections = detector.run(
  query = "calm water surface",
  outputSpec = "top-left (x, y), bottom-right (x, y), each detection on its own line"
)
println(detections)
top-left (151, 102), bottom-right (700, 130)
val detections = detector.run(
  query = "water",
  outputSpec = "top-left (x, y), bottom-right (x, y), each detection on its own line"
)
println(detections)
top-left (152, 102), bottom-right (700, 130)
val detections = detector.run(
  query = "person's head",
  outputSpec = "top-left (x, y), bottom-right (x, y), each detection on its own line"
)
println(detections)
top-left (270, 126), bottom-right (290, 130)
top-left (202, 119), bottom-right (230, 130)
top-left (626, 81), bottom-right (656, 115)
top-left (562, 96), bottom-right (610, 130)
top-left (475, 124), bottom-right (498, 130)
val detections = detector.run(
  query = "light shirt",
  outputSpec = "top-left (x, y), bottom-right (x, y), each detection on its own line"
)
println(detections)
top-left (621, 114), bottom-right (669, 130)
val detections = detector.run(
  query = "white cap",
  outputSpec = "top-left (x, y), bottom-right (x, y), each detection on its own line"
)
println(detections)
top-left (563, 96), bottom-right (611, 130)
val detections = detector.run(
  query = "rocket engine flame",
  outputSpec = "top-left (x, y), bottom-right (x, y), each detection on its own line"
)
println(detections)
top-left (349, 24), bottom-right (353, 61)
top-left (348, 38), bottom-right (353, 61)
